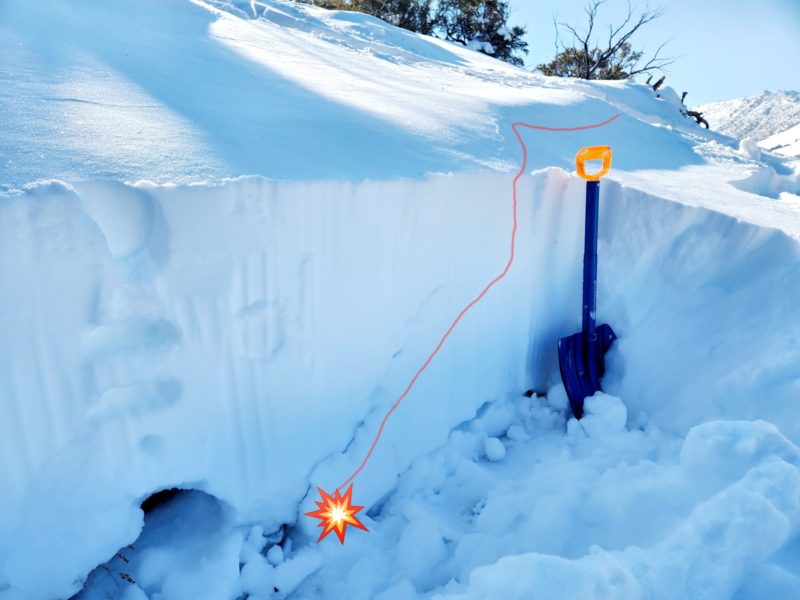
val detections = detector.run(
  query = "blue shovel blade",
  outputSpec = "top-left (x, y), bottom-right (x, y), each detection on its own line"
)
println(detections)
top-left (557, 324), bottom-right (617, 419)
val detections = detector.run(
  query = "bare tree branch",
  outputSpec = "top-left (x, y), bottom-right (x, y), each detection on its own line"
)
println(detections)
top-left (552, 13), bottom-right (566, 55)
top-left (589, 7), bottom-right (665, 78)
top-left (540, 1), bottom-right (673, 82)
top-left (687, 110), bottom-right (709, 128)
top-left (607, 0), bottom-right (633, 49)
top-left (628, 40), bottom-right (676, 76)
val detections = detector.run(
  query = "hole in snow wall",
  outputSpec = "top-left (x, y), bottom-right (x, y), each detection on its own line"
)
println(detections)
top-left (72, 488), bottom-right (236, 600)
top-left (2, 170), bottom-right (800, 599)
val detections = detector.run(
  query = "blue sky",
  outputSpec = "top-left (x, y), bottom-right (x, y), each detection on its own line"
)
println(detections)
top-left (512, 0), bottom-right (800, 105)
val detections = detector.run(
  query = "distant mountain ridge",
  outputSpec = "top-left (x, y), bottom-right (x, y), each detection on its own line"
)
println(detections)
top-left (697, 90), bottom-right (800, 142)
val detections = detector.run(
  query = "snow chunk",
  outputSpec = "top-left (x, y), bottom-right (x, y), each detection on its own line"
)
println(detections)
top-left (466, 40), bottom-right (495, 55)
top-left (578, 393), bottom-right (627, 437)
top-left (740, 137), bottom-right (763, 160)
top-left (484, 437), bottom-right (506, 462)
top-left (397, 517), bottom-right (447, 587)
top-left (476, 400), bottom-right (515, 437)
top-left (547, 383), bottom-right (569, 411)
top-left (272, 549), bottom-right (322, 597)
top-left (506, 424), bottom-right (529, 442)
top-left (240, 554), bottom-right (275, 597)
top-left (266, 544), bottom-right (284, 566)
top-left (680, 420), bottom-right (800, 491)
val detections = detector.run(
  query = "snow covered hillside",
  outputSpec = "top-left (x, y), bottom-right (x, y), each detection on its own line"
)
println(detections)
top-left (2, 1), bottom-right (800, 599)
top-left (761, 123), bottom-right (800, 159)
top-left (697, 90), bottom-right (800, 157)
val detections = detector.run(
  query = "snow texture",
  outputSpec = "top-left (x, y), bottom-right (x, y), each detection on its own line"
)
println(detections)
top-left (2, 0), bottom-right (800, 599)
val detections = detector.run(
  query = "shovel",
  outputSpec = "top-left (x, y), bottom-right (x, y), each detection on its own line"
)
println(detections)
top-left (558, 145), bottom-right (616, 419)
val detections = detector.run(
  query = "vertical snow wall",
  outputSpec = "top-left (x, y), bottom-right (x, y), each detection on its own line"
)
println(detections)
top-left (2, 171), bottom-right (800, 598)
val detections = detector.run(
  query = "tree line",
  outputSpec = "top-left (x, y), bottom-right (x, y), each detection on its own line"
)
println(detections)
top-left (302, 0), bottom-right (528, 66)
top-left (296, 1), bottom-right (706, 126)
top-left (301, 1), bottom-right (672, 79)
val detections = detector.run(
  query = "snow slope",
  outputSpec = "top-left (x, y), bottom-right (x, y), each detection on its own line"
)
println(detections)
top-left (0, 0), bottom-right (707, 188)
top-left (697, 90), bottom-right (800, 157)
top-left (2, 1), bottom-right (800, 599)
top-left (761, 123), bottom-right (800, 158)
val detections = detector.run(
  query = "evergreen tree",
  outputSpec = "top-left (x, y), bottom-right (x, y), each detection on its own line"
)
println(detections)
top-left (376, 0), bottom-right (434, 35)
top-left (301, 0), bottom-right (527, 67)
top-left (435, 0), bottom-right (528, 67)
top-left (537, 42), bottom-right (643, 80)
top-left (310, 0), bottom-right (433, 35)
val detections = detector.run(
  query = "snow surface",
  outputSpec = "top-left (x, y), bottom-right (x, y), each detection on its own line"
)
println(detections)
top-left (2, 1), bottom-right (800, 599)
top-left (761, 123), bottom-right (800, 159)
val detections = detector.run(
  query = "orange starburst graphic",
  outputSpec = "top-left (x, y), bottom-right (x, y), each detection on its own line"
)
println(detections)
top-left (305, 484), bottom-right (368, 544)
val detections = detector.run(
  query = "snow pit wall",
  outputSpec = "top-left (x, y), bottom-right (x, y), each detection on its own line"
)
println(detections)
top-left (2, 171), bottom-right (800, 598)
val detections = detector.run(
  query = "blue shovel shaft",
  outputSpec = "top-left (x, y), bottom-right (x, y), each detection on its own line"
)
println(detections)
top-left (556, 177), bottom-right (616, 419)
top-left (582, 180), bottom-right (600, 345)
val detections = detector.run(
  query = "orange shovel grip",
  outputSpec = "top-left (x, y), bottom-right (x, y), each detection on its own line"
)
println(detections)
top-left (576, 145), bottom-right (612, 181)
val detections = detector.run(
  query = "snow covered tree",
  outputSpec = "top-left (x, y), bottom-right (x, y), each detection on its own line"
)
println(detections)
top-left (435, 0), bottom-right (528, 67)
top-left (308, 0), bottom-right (434, 34)
top-left (537, 1), bottom-right (673, 80)
top-left (384, 0), bottom-right (434, 34)
top-left (537, 42), bottom-right (645, 79)
top-left (301, 0), bottom-right (527, 66)
top-left (353, 0), bottom-right (434, 34)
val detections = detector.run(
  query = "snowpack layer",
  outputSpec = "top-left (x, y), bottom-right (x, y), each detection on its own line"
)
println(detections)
top-left (3, 169), bottom-right (800, 599)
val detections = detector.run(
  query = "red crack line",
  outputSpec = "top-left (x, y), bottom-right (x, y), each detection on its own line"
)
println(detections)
top-left (335, 113), bottom-right (622, 493)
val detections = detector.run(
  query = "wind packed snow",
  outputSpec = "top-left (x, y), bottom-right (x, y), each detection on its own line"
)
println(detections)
top-left (2, 1), bottom-right (800, 599)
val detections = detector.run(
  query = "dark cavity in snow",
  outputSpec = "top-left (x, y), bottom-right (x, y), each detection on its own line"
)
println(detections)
top-left (140, 487), bottom-right (184, 514)
top-left (72, 488), bottom-right (230, 599)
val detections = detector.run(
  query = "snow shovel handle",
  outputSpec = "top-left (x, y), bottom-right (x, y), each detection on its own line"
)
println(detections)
top-left (582, 180), bottom-right (600, 342)
top-left (577, 145), bottom-right (613, 345)
top-left (576, 146), bottom-right (612, 181)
